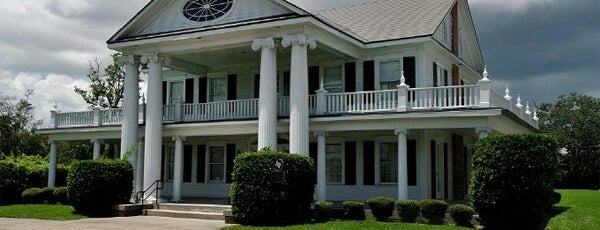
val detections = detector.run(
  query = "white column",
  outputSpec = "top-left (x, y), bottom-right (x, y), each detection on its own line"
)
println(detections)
top-left (252, 37), bottom-right (278, 150)
top-left (395, 129), bottom-right (409, 200)
top-left (476, 127), bottom-right (490, 139)
top-left (48, 141), bottom-right (57, 187)
top-left (120, 55), bottom-right (140, 158)
top-left (282, 34), bottom-right (317, 155)
top-left (136, 138), bottom-right (145, 195)
top-left (141, 53), bottom-right (168, 201)
top-left (172, 136), bottom-right (185, 202)
top-left (315, 131), bottom-right (327, 201)
top-left (92, 139), bottom-right (102, 160)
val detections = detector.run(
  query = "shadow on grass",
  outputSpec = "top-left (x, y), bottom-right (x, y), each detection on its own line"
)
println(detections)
top-left (543, 206), bottom-right (571, 228)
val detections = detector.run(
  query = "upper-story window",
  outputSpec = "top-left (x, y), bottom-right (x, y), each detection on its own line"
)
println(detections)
top-left (380, 60), bottom-right (401, 90)
top-left (433, 62), bottom-right (450, 87)
top-left (323, 66), bottom-right (343, 93)
top-left (209, 75), bottom-right (227, 102)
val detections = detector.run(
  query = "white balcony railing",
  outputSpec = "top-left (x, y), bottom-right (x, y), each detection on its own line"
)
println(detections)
top-left (50, 77), bottom-right (539, 129)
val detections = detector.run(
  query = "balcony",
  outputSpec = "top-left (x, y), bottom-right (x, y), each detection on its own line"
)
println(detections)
top-left (49, 81), bottom-right (539, 129)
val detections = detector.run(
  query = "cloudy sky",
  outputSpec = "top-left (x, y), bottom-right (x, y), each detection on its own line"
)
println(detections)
top-left (0, 0), bottom-right (598, 126)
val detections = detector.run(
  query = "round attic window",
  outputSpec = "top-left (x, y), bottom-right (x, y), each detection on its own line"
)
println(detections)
top-left (182, 0), bottom-right (234, 22)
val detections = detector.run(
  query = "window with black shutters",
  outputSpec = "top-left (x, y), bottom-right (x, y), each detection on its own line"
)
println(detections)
top-left (403, 57), bottom-right (416, 88)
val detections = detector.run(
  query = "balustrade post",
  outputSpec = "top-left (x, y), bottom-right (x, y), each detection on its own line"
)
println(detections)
top-left (397, 71), bottom-right (409, 112)
top-left (174, 102), bottom-right (182, 123)
top-left (93, 107), bottom-right (103, 126)
top-left (50, 109), bottom-right (58, 129)
top-left (316, 89), bottom-right (328, 115)
top-left (478, 66), bottom-right (491, 107)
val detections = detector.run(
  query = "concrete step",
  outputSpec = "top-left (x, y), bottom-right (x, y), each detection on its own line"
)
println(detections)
top-left (146, 209), bottom-right (225, 220)
top-left (158, 203), bottom-right (231, 213)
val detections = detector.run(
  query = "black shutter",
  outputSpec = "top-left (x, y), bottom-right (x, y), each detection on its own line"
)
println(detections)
top-left (408, 140), bottom-right (417, 186)
top-left (444, 143), bottom-right (449, 199)
top-left (226, 144), bottom-right (236, 183)
top-left (162, 82), bottom-right (167, 105)
top-left (433, 63), bottom-right (439, 87)
top-left (198, 78), bottom-right (208, 103)
top-left (430, 140), bottom-right (437, 199)
top-left (363, 61), bottom-right (375, 91)
top-left (309, 66), bottom-right (320, 94)
top-left (161, 146), bottom-right (165, 181)
top-left (254, 74), bottom-right (260, 99)
top-left (345, 62), bottom-right (356, 92)
top-left (184, 145), bottom-right (193, 183)
top-left (363, 141), bottom-right (375, 185)
top-left (185, 78), bottom-right (194, 104)
top-left (345, 142), bottom-right (357, 185)
top-left (309, 142), bottom-right (318, 184)
top-left (227, 74), bottom-right (237, 101)
top-left (197, 145), bottom-right (206, 183)
top-left (403, 57), bottom-right (416, 88)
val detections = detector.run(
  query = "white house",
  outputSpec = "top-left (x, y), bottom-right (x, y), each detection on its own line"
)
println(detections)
top-left (38, 0), bottom-right (539, 203)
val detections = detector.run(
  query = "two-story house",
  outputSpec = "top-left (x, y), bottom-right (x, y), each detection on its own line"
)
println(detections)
top-left (39, 0), bottom-right (539, 203)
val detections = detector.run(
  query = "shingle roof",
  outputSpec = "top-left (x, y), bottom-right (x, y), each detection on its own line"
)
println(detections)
top-left (312, 0), bottom-right (455, 43)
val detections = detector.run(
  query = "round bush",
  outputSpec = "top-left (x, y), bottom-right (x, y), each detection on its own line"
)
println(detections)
top-left (449, 204), bottom-right (474, 227)
top-left (21, 188), bottom-right (43, 204)
top-left (39, 187), bottom-right (56, 204)
top-left (396, 200), bottom-right (420, 222)
top-left (420, 199), bottom-right (448, 223)
top-left (470, 134), bottom-right (560, 230)
top-left (68, 159), bottom-right (133, 217)
top-left (314, 201), bottom-right (333, 222)
top-left (230, 149), bottom-right (316, 226)
top-left (551, 191), bottom-right (562, 205)
top-left (367, 197), bottom-right (395, 221)
top-left (342, 201), bottom-right (365, 220)
top-left (53, 187), bottom-right (69, 204)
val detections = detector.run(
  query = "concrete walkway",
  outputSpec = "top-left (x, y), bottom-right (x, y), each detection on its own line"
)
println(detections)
top-left (0, 216), bottom-right (231, 230)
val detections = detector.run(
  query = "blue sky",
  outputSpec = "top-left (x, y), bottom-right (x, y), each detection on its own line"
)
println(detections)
top-left (0, 0), bottom-right (598, 125)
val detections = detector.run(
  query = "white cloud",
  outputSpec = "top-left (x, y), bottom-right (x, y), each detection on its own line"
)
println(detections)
top-left (469, 0), bottom-right (557, 11)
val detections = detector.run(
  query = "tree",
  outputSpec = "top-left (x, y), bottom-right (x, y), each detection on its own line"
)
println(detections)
top-left (538, 93), bottom-right (600, 189)
top-left (75, 53), bottom-right (125, 108)
top-left (0, 90), bottom-right (47, 157)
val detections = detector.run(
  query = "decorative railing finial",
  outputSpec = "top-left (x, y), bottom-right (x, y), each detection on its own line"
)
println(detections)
top-left (516, 95), bottom-right (523, 108)
top-left (504, 85), bottom-right (512, 101)
top-left (141, 93), bottom-right (146, 104)
top-left (399, 71), bottom-right (407, 86)
top-left (51, 102), bottom-right (58, 111)
top-left (482, 65), bottom-right (490, 81)
top-left (533, 110), bottom-right (539, 121)
top-left (525, 102), bottom-right (532, 115)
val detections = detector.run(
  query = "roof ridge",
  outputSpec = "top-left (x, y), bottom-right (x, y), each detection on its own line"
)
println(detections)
top-left (311, 0), bottom-right (391, 14)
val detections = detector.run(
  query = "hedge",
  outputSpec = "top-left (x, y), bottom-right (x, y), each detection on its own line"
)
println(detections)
top-left (342, 201), bottom-right (366, 220)
top-left (420, 199), bottom-right (448, 224)
top-left (68, 159), bottom-right (133, 217)
top-left (230, 149), bottom-right (316, 226)
top-left (367, 197), bottom-right (395, 221)
top-left (314, 202), bottom-right (333, 222)
top-left (0, 155), bottom-right (68, 204)
top-left (449, 204), bottom-right (474, 227)
top-left (469, 134), bottom-right (560, 230)
top-left (396, 200), bottom-right (420, 223)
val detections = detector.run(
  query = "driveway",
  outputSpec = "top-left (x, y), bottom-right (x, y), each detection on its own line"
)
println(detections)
top-left (0, 216), bottom-right (231, 230)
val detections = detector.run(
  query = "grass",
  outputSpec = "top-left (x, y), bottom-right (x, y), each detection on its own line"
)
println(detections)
top-left (0, 204), bottom-right (86, 220)
top-left (547, 189), bottom-right (600, 230)
top-left (223, 220), bottom-right (470, 230)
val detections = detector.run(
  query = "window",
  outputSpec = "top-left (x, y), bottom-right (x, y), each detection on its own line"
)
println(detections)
top-left (169, 81), bottom-right (184, 105)
top-left (380, 61), bottom-right (401, 90)
top-left (323, 66), bottom-right (343, 93)
top-left (380, 142), bottom-right (398, 183)
top-left (182, 0), bottom-right (234, 22)
top-left (433, 63), bottom-right (449, 87)
top-left (208, 146), bottom-right (225, 183)
top-left (209, 76), bottom-right (227, 102)
top-left (326, 144), bottom-right (343, 183)
top-left (166, 147), bottom-right (175, 181)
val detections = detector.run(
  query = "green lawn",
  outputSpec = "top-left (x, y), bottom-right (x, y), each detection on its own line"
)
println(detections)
top-left (0, 204), bottom-right (86, 220)
top-left (547, 189), bottom-right (600, 230)
top-left (223, 220), bottom-right (470, 230)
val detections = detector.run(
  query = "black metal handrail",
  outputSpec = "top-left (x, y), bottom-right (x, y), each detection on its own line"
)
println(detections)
top-left (137, 180), bottom-right (163, 209)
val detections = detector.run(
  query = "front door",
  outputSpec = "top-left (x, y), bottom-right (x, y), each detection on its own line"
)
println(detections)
top-left (431, 141), bottom-right (447, 199)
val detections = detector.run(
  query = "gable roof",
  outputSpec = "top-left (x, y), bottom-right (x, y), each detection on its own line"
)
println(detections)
top-left (312, 0), bottom-right (456, 43)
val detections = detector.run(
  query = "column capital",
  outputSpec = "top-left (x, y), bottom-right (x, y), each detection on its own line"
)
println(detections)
top-left (251, 37), bottom-right (276, 51)
top-left (117, 54), bottom-right (140, 66)
top-left (172, 136), bottom-right (186, 142)
top-left (476, 127), bottom-right (491, 138)
top-left (282, 34), bottom-right (317, 50)
top-left (394, 128), bottom-right (408, 136)
top-left (314, 130), bottom-right (328, 137)
top-left (141, 53), bottom-right (171, 65)
top-left (91, 139), bottom-right (103, 144)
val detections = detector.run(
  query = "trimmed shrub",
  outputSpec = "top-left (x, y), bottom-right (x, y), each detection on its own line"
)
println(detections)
top-left (420, 199), bottom-right (448, 223)
top-left (396, 199), bottom-right (420, 223)
top-left (342, 201), bottom-right (366, 220)
top-left (449, 204), bottom-right (474, 227)
top-left (367, 197), bottom-right (395, 221)
top-left (68, 159), bottom-right (133, 217)
top-left (230, 149), bottom-right (316, 226)
top-left (39, 187), bottom-right (56, 204)
top-left (53, 187), bottom-right (69, 204)
top-left (314, 202), bottom-right (333, 222)
top-left (469, 134), bottom-right (560, 230)
top-left (21, 188), bottom-right (43, 204)
top-left (551, 191), bottom-right (562, 206)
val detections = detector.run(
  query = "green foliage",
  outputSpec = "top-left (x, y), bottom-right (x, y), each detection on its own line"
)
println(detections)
top-left (367, 197), bottom-right (395, 221)
top-left (448, 204), bottom-right (474, 227)
top-left (0, 91), bottom-right (47, 158)
top-left (420, 199), bottom-right (448, 223)
top-left (53, 187), bottom-right (68, 204)
top-left (469, 134), bottom-right (560, 230)
top-left (57, 141), bottom-right (93, 165)
top-left (39, 187), bottom-right (56, 204)
top-left (396, 200), bottom-right (420, 223)
top-left (21, 188), bottom-right (42, 204)
top-left (0, 155), bottom-right (68, 204)
top-left (314, 202), bottom-right (333, 222)
top-left (0, 204), bottom-right (86, 220)
top-left (342, 201), bottom-right (366, 220)
top-left (551, 191), bottom-right (562, 206)
top-left (230, 148), bottom-right (316, 226)
top-left (68, 159), bottom-right (133, 217)
top-left (539, 93), bottom-right (600, 190)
